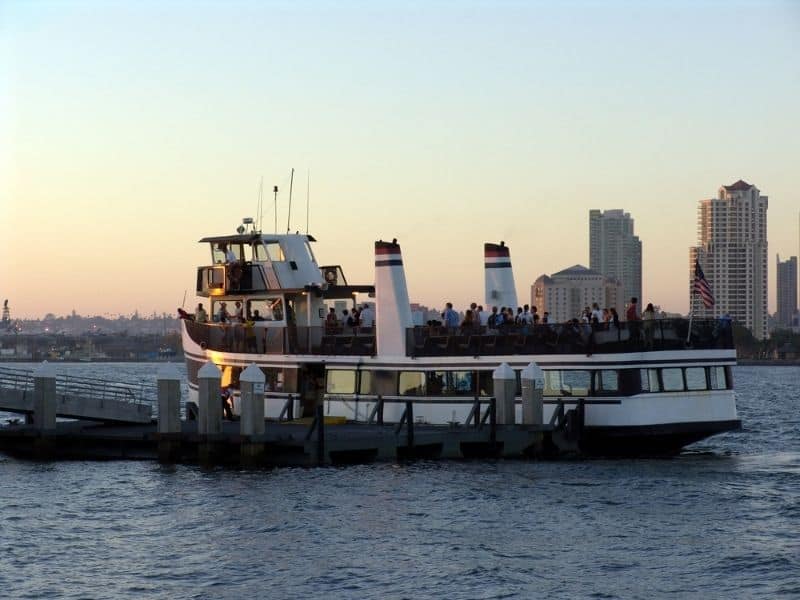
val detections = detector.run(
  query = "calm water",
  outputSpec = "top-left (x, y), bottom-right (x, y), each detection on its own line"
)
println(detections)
top-left (1, 364), bottom-right (798, 599)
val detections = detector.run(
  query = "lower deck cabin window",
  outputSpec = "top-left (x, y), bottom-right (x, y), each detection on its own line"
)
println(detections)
top-left (594, 370), bottom-right (620, 395)
top-left (399, 372), bottom-right (426, 396)
top-left (327, 370), bottom-right (356, 394)
top-left (661, 368), bottom-right (684, 392)
top-left (685, 367), bottom-right (708, 391)
top-left (544, 370), bottom-right (591, 397)
top-left (709, 366), bottom-right (727, 390)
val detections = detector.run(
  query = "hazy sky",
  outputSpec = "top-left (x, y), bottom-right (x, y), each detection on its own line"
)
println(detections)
top-left (2, 0), bottom-right (798, 319)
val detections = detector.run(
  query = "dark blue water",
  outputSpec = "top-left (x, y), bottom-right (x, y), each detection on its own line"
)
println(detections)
top-left (1, 365), bottom-right (798, 598)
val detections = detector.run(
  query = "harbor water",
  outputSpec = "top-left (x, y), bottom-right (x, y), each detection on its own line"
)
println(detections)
top-left (0, 364), bottom-right (798, 598)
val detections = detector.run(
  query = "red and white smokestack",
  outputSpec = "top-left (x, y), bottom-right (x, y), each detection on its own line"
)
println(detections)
top-left (375, 239), bottom-right (413, 356)
top-left (484, 241), bottom-right (518, 309)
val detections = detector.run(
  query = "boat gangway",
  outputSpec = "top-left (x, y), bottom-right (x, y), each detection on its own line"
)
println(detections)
top-left (0, 366), bottom-right (152, 424)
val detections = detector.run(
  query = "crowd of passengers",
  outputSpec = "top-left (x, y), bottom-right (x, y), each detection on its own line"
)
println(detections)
top-left (432, 298), bottom-right (733, 350)
top-left (434, 298), bottom-right (650, 333)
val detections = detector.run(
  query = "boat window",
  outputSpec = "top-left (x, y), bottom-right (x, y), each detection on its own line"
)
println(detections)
top-left (477, 371), bottom-right (494, 397)
top-left (253, 242), bottom-right (268, 262)
top-left (246, 298), bottom-right (284, 321)
top-left (359, 371), bottom-right (372, 395)
top-left (709, 366), bottom-right (727, 390)
top-left (661, 368), bottom-right (684, 392)
top-left (264, 242), bottom-right (285, 262)
top-left (428, 371), bottom-right (476, 396)
top-left (212, 244), bottom-right (226, 264)
top-left (685, 367), bottom-right (707, 391)
top-left (640, 369), bottom-right (660, 392)
top-left (544, 370), bottom-right (591, 397)
top-left (303, 240), bottom-right (316, 264)
top-left (399, 372), bottom-right (426, 396)
top-left (326, 370), bottom-right (356, 394)
top-left (594, 370), bottom-right (619, 395)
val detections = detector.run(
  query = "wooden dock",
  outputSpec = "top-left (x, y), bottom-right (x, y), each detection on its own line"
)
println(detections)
top-left (0, 414), bottom-right (563, 466)
top-left (0, 362), bottom-right (578, 466)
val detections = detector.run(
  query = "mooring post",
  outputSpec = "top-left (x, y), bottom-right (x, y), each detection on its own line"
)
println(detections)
top-left (32, 361), bottom-right (57, 432)
top-left (492, 362), bottom-right (516, 425)
top-left (31, 361), bottom-right (57, 458)
top-left (197, 361), bottom-right (222, 464)
top-left (316, 402), bottom-right (325, 465)
top-left (520, 362), bottom-right (544, 425)
top-left (240, 364), bottom-right (265, 466)
top-left (198, 361), bottom-right (222, 435)
top-left (157, 363), bottom-right (182, 462)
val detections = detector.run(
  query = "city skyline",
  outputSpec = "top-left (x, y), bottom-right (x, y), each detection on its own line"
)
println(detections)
top-left (2, 1), bottom-right (799, 319)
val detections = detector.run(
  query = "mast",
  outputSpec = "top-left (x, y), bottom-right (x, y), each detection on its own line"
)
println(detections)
top-left (286, 168), bottom-right (295, 234)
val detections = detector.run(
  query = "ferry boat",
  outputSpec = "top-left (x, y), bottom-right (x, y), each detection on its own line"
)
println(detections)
top-left (181, 221), bottom-right (740, 456)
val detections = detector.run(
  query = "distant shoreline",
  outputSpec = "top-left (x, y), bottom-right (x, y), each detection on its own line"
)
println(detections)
top-left (1, 357), bottom-right (797, 367)
top-left (736, 359), bottom-right (800, 367)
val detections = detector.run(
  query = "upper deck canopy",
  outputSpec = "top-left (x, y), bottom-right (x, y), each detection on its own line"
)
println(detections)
top-left (198, 233), bottom-right (317, 244)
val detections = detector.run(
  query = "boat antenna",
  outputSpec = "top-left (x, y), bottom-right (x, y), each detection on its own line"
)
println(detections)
top-left (305, 169), bottom-right (310, 234)
top-left (256, 176), bottom-right (264, 233)
top-left (273, 185), bottom-right (278, 234)
top-left (181, 289), bottom-right (187, 309)
top-left (286, 167), bottom-right (295, 233)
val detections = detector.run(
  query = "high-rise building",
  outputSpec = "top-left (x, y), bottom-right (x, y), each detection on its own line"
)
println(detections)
top-left (531, 265), bottom-right (623, 323)
top-left (689, 180), bottom-right (768, 339)
top-left (589, 209), bottom-right (642, 305)
top-left (776, 255), bottom-right (798, 329)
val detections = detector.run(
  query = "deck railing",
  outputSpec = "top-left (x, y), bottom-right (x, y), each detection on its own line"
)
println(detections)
top-left (183, 322), bottom-right (375, 356)
top-left (405, 318), bottom-right (733, 357)
top-left (184, 318), bottom-right (733, 357)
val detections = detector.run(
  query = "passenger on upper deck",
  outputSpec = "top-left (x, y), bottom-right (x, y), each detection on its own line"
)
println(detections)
top-left (326, 307), bottom-right (339, 331)
top-left (460, 309), bottom-right (476, 332)
top-left (217, 302), bottom-right (229, 323)
top-left (442, 303), bottom-right (459, 329)
top-left (234, 301), bottom-right (244, 323)
top-left (195, 303), bottom-right (208, 323)
top-left (478, 305), bottom-right (489, 327)
top-left (626, 297), bottom-right (640, 321)
top-left (360, 304), bottom-right (375, 328)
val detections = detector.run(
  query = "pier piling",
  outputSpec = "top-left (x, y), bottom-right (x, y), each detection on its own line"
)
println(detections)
top-left (239, 364), bottom-right (266, 465)
top-left (521, 362), bottom-right (544, 425)
top-left (197, 361), bottom-right (223, 464)
top-left (157, 364), bottom-right (182, 462)
top-left (493, 362), bottom-right (516, 425)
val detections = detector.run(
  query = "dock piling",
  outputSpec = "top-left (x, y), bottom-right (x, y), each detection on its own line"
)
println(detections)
top-left (493, 362), bottom-right (516, 425)
top-left (521, 362), bottom-right (544, 425)
top-left (32, 362), bottom-right (57, 432)
top-left (157, 364), bottom-right (182, 462)
top-left (197, 361), bottom-right (222, 464)
top-left (240, 364), bottom-right (266, 465)
top-left (197, 361), bottom-right (222, 435)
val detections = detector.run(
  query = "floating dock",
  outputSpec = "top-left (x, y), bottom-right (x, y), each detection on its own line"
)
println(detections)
top-left (0, 363), bottom-right (579, 467)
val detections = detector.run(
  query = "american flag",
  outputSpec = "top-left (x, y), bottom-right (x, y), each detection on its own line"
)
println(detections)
top-left (693, 260), bottom-right (715, 308)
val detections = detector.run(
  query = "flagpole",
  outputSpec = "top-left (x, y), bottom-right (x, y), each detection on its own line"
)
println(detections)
top-left (686, 307), bottom-right (693, 345)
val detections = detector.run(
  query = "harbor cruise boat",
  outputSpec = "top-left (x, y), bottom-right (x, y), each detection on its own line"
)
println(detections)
top-left (181, 222), bottom-right (740, 456)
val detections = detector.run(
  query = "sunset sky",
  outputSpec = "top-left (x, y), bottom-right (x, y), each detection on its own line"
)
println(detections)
top-left (2, 0), bottom-right (798, 319)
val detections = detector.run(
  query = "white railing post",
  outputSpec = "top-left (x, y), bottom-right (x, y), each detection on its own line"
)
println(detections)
top-left (521, 362), bottom-right (544, 425)
top-left (197, 361), bottom-right (222, 435)
top-left (157, 364), bottom-right (182, 434)
top-left (33, 361), bottom-right (57, 431)
top-left (493, 362), bottom-right (516, 425)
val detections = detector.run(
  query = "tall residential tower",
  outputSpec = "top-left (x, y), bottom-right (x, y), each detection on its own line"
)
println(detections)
top-left (689, 180), bottom-right (768, 339)
top-left (589, 209), bottom-right (642, 305)
top-left (776, 255), bottom-right (798, 329)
